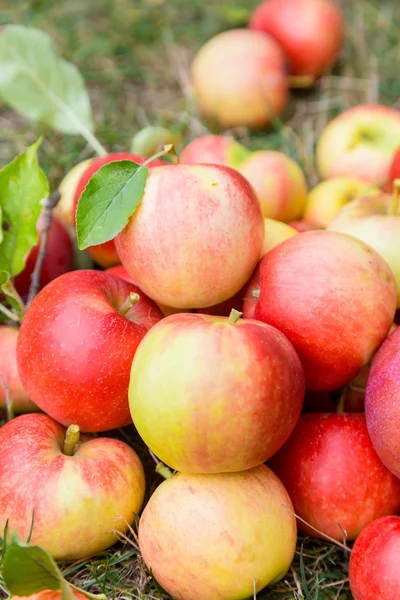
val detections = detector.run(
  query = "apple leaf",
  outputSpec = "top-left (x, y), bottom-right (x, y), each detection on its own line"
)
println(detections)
top-left (0, 207), bottom-right (3, 245)
top-left (0, 139), bottom-right (49, 278)
top-left (0, 25), bottom-right (94, 137)
top-left (76, 160), bottom-right (149, 250)
top-left (0, 270), bottom-right (25, 319)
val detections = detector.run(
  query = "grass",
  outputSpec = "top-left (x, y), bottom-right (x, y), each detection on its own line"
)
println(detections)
top-left (0, 0), bottom-right (399, 598)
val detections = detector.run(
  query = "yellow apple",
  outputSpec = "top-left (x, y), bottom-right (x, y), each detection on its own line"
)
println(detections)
top-left (262, 218), bottom-right (298, 256)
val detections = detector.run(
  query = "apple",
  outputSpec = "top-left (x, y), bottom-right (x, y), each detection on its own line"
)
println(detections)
top-left (115, 164), bottom-right (264, 309)
top-left (254, 230), bottom-right (397, 390)
top-left (0, 326), bottom-right (38, 413)
top-left (365, 325), bottom-right (400, 479)
top-left (328, 191), bottom-right (400, 307)
top-left (73, 152), bottom-right (165, 268)
top-left (269, 413), bottom-right (400, 541)
top-left (55, 159), bottom-right (92, 232)
top-left (238, 151), bottom-right (308, 222)
top-left (17, 270), bottom-right (163, 432)
top-left (0, 413), bottom-right (145, 560)
top-left (139, 465), bottom-right (297, 600)
top-left (288, 220), bottom-right (323, 232)
top-left (304, 177), bottom-right (381, 228)
top-left (13, 214), bottom-right (74, 300)
top-left (191, 29), bottom-right (288, 129)
top-left (242, 263), bottom-right (261, 320)
top-left (13, 592), bottom-right (86, 600)
top-left (180, 135), bottom-right (250, 168)
top-left (129, 311), bottom-right (304, 473)
top-left (388, 147), bottom-right (400, 190)
top-left (262, 218), bottom-right (298, 256)
top-left (316, 105), bottom-right (400, 185)
top-left (349, 516), bottom-right (400, 600)
top-left (250, 0), bottom-right (344, 84)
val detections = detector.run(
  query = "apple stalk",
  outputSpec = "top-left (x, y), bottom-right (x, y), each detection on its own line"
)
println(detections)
top-left (63, 424), bottom-right (80, 456)
top-left (388, 179), bottom-right (400, 216)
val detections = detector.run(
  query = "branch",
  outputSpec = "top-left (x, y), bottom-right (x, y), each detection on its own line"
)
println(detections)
top-left (0, 376), bottom-right (14, 421)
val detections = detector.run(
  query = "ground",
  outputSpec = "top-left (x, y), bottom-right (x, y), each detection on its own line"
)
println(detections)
top-left (0, 0), bottom-right (399, 598)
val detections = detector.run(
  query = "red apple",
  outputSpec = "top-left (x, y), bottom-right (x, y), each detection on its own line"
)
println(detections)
top-left (242, 263), bottom-right (262, 320)
top-left (115, 164), bottom-right (264, 309)
top-left (180, 135), bottom-right (250, 168)
top-left (388, 147), bottom-right (400, 190)
top-left (269, 413), bottom-right (400, 541)
top-left (349, 516), bottom-right (400, 600)
top-left (129, 312), bottom-right (304, 473)
top-left (191, 29), bottom-right (288, 129)
top-left (13, 214), bottom-right (73, 300)
top-left (0, 413), bottom-right (145, 560)
top-left (73, 152), bottom-right (165, 268)
top-left (17, 270), bottom-right (163, 432)
top-left (254, 230), bottom-right (397, 390)
top-left (0, 326), bottom-right (38, 413)
top-left (139, 465), bottom-right (297, 600)
top-left (250, 0), bottom-right (344, 83)
top-left (365, 325), bottom-right (400, 479)
top-left (13, 592), bottom-right (86, 600)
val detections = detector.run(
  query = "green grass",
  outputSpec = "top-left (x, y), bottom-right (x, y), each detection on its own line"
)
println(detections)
top-left (0, 0), bottom-right (399, 598)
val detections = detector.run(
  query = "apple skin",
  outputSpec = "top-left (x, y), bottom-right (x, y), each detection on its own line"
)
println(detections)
top-left (316, 105), bottom-right (400, 185)
top-left (328, 193), bottom-right (400, 307)
top-left (16, 270), bottom-right (163, 432)
top-left (73, 152), bottom-right (165, 268)
top-left (0, 326), bottom-right (38, 413)
top-left (304, 177), bottom-right (381, 228)
top-left (288, 219), bottom-right (323, 232)
top-left (238, 151), bottom-right (308, 222)
top-left (129, 312), bottom-right (304, 473)
top-left (262, 218), bottom-right (298, 256)
top-left (191, 29), bottom-right (288, 129)
top-left (0, 413), bottom-right (145, 560)
top-left (250, 0), bottom-right (344, 82)
top-left (180, 135), bottom-right (250, 168)
top-left (139, 465), bottom-right (297, 600)
top-left (13, 592), bottom-right (86, 600)
top-left (349, 516), bottom-right (400, 600)
top-left (365, 326), bottom-right (400, 479)
top-left (115, 164), bottom-right (264, 309)
top-left (269, 413), bottom-right (400, 541)
top-left (254, 230), bottom-right (397, 390)
top-left (388, 146), bottom-right (400, 191)
top-left (13, 214), bottom-right (74, 300)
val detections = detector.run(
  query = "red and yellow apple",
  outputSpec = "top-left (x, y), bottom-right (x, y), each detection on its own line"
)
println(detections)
top-left (13, 592), bottom-right (86, 600)
top-left (0, 326), bottom-right (38, 413)
top-left (191, 29), bottom-right (288, 128)
top-left (388, 147), bottom-right (400, 190)
top-left (139, 465), bottom-right (297, 600)
top-left (180, 135), bottom-right (250, 168)
top-left (55, 159), bottom-right (92, 231)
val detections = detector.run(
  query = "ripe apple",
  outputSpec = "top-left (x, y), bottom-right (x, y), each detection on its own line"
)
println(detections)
top-left (238, 151), bottom-right (308, 221)
top-left (262, 218), bottom-right (298, 256)
top-left (0, 326), bottom-right (38, 413)
top-left (349, 516), bottom-right (400, 600)
top-left (73, 152), bottom-right (165, 268)
top-left (139, 465), bottom-right (297, 600)
top-left (242, 263), bottom-right (262, 320)
top-left (365, 325), bottom-right (400, 479)
top-left (17, 270), bottom-right (163, 432)
top-left (55, 159), bottom-right (92, 232)
top-left (269, 413), bottom-right (400, 541)
top-left (288, 220), bottom-right (323, 232)
top-left (191, 29), bottom-right (288, 129)
top-left (180, 135), bottom-right (250, 168)
top-left (254, 230), bottom-right (397, 390)
top-left (0, 413), bottom-right (145, 560)
top-left (13, 592), bottom-right (86, 600)
top-left (115, 164), bottom-right (264, 309)
top-left (129, 311), bottom-right (304, 473)
top-left (13, 214), bottom-right (74, 300)
top-left (328, 192), bottom-right (400, 306)
top-left (250, 0), bottom-right (344, 84)
top-left (316, 105), bottom-right (400, 185)
top-left (304, 177), bottom-right (381, 228)
top-left (388, 147), bottom-right (400, 190)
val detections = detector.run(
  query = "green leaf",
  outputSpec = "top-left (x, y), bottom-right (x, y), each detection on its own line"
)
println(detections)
top-left (0, 25), bottom-right (94, 136)
top-left (0, 207), bottom-right (3, 245)
top-left (76, 160), bottom-right (149, 250)
top-left (0, 270), bottom-right (25, 317)
top-left (0, 139), bottom-right (49, 277)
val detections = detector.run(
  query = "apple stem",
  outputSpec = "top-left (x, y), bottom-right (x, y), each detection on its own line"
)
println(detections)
top-left (0, 303), bottom-right (20, 323)
top-left (288, 75), bottom-right (316, 89)
top-left (388, 179), bottom-right (400, 216)
top-left (120, 292), bottom-right (140, 317)
top-left (336, 386), bottom-right (347, 414)
top-left (228, 309), bottom-right (243, 324)
top-left (63, 424), bottom-right (80, 456)
top-left (149, 449), bottom-right (173, 479)
top-left (0, 376), bottom-right (14, 422)
top-left (26, 191), bottom-right (62, 308)
top-left (69, 583), bottom-right (107, 600)
top-left (142, 144), bottom-right (180, 168)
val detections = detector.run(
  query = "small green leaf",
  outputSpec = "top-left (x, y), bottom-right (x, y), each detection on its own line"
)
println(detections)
top-left (0, 270), bottom-right (25, 317)
top-left (0, 139), bottom-right (49, 277)
top-left (76, 160), bottom-right (149, 250)
top-left (0, 207), bottom-right (3, 245)
top-left (227, 140), bottom-right (252, 169)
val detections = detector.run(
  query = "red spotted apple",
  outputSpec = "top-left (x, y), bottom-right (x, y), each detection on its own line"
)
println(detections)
top-left (0, 413), bottom-right (145, 560)
top-left (316, 105), bottom-right (400, 185)
top-left (180, 135), bottom-right (250, 168)
top-left (17, 270), bottom-right (163, 432)
top-left (0, 326), bottom-right (38, 413)
top-left (129, 311), bottom-right (304, 473)
top-left (139, 465), bottom-right (297, 600)
top-left (349, 516), bottom-right (400, 600)
top-left (191, 29), bottom-right (288, 128)
top-left (250, 0), bottom-right (344, 84)
top-left (254, 230), bottom-right (397, 390)
top-left (269, 413), bottom-right (400, 541)
top-left (115, 164), bottom-right (264, 309)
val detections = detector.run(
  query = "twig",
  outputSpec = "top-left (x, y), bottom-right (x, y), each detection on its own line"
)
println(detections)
top-left (282, 505), bottom-right (351, 553)
top-left (0, 376), bottom-right (14, 421)
top-left (26, 190), bottom-right (61, 307)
